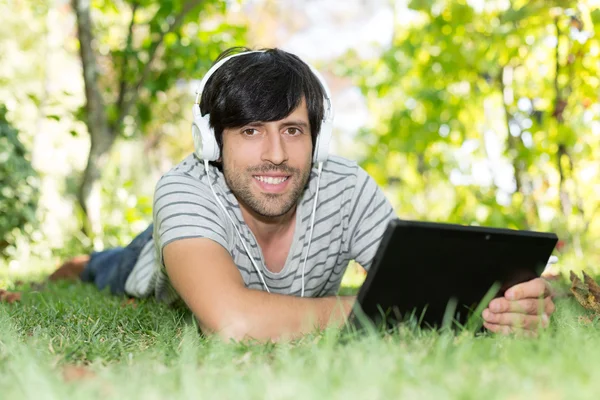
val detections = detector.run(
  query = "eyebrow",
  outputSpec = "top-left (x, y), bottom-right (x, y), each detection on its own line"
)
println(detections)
top-left (246, 120), bottom-right (309, 129)
top-left (280, 120), bottom-right (310, 129)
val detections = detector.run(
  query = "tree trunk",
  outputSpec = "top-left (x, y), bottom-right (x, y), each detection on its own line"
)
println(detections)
top-left (78, 129), bottom-right (116, 238)
top-left (72, 0), bottom-right (114, 239)
top-left (71, 0), bottom-right (204, 241)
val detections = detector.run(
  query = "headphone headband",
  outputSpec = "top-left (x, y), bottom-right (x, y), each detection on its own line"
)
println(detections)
top-left (192, 49), bottom-right (334, 163)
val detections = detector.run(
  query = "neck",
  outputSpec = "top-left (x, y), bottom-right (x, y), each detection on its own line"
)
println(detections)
top-left (238, 203), bottom-right (297, 245)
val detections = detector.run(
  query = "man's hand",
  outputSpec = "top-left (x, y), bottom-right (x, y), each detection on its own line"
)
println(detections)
top-left (482, 278), bottom-right (555, 335)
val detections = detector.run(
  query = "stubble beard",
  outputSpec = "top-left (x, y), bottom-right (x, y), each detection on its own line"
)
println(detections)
top-left (223, 157), bottom-right (312, 218)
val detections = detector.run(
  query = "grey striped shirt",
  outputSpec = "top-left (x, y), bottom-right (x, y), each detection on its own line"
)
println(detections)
top-left (126, 153), bottom-right (396, 303)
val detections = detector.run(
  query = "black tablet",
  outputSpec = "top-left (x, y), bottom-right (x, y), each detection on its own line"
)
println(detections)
top-left (350, 219), bottom-right (558, 330)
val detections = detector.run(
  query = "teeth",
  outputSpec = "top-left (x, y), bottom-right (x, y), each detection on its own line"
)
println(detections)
top-left (255, 176), bottom-right (289, 185)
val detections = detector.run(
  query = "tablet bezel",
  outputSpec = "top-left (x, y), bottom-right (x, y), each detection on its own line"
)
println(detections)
top-left (350, 219), bottom-right (558, 331)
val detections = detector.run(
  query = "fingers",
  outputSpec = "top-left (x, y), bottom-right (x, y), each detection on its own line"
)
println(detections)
top-left (545, 296), bottom-right (556, 315)
top-left (483, 321), bottom-right (512, 335)
top-left (483, 322), bottom-right (539, 338)
top-left (483, 278), bottom-right (556, 335)
top-left (488, 296), bottom-right (555, 315)
top-left (505, 278), bottom-right (550, 300)
top-left (482, 309), bottom-right (549, 330)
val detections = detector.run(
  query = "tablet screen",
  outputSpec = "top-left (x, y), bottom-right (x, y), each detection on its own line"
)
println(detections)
top-left (351, 219), bottom-right (558, 331)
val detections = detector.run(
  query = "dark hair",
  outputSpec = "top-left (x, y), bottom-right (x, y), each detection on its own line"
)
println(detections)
top-left (199, 47), bottom-right (326, 167)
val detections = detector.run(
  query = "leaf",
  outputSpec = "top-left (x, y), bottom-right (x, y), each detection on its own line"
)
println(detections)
top-left (121, 298), bottom-right (138, 308)
top-left (583, 271), bottom-right (600, 300)
top-left (62, 365), bottom-right (95, 382)
top-left (591, 9), bottom-right (600, 28)
top-left (26, 93), bottom-right (40, 106)
top-left (48, 255), bottom-right (90, 281)
top-left (578, 315), bottom-right (595, 325)
top-left (570, 271), bottom-right (589, 307)
top-left (570, 271), bottom-right (600, 314)
top-left (0, 289), bottom-right (22, 303)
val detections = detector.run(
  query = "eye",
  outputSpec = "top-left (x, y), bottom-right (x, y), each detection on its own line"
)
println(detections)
top-left (285, 127), bottom-right (302, 136)
top-left (242, 128), bottom-right (259, 136)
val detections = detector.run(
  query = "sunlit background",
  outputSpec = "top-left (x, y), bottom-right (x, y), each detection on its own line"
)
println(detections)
top-left (1, 0), bottom-right (600, 281)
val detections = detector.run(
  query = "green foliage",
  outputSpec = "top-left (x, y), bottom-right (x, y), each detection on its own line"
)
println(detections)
top-left (68, 0), bottom-right (248, 248)
top-left (0, 0), bottom-right (250, 254)
top-left (91, 0), bottom-right (247, 134)
top-left (97, 142), bottom-right (156, 248)
top-left (341, 0), bottom-right (600, 271)
top-left (0, 106), bottom-right (40, 257)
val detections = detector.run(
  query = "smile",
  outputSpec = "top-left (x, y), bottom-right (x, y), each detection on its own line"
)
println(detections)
top-left (254, 176), bottom-right (290, 185)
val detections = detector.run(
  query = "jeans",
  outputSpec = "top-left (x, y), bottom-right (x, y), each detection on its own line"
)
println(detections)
top-left (80, 224), bottom-right (154, 296)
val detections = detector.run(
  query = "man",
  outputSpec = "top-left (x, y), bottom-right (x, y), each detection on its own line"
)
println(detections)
top-left (50, 47), bottom-right (555, 341)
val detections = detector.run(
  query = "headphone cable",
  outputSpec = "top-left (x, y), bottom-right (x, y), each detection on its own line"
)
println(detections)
top-left (204, 160), bottom-right (271, 293)
top-left (301, 161), bottom-right (323, 297)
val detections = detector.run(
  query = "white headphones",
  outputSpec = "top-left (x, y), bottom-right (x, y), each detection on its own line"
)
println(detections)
top-left (191, 50), bottom-right (334, 297)
top-left (191, 50), bottom-right (334, 164)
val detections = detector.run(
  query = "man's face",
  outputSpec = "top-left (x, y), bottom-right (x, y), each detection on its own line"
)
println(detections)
top-left (221, 99), bottom-right (313, 219)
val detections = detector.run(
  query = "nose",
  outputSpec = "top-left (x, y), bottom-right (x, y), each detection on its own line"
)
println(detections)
top-left (261, 127), bottom-right (288, 165)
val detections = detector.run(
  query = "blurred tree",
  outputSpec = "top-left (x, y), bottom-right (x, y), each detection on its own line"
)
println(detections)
top-left (0, 106), bottom-right (40, 258)
top-left (71, 0), bottom-right (246, 238)
top-left (340, 0), bottom-right (600, 266)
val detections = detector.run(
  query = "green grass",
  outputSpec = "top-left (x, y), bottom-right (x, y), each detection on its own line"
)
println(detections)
top-left (2, 277), bottom-right (600, 399)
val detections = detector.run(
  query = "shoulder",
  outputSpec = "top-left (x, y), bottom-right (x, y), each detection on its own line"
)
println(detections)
top-left (153, 154), bottom-right (222, 222)
top-left (320, 155), bottom-right (379, 195)
top-left (322, 156), bottom-right (390, 223)
top-left (319, 155), bottom-right (359, 187)
top-left (157, 154), bottom-right (206, 186)
top-left (154, 154), bottom-right (215, 200)
top-left (322, 155), bottom-right (358, 175)
top-left (305, 156), bottom-right (360, 208)
top-left (307, 155), bottom-right (384, 222)
top-left (152, 155), bottom-right (232, 255)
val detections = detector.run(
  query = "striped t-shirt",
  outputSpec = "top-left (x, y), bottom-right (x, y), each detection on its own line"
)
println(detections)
top-left (125, 153), bottom-right (396, 304)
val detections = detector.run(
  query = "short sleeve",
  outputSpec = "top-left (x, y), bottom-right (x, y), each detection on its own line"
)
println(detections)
top-left (347, 167), bottom-right (396, 271)
top-left (153, 172), bottom-right (230, 265)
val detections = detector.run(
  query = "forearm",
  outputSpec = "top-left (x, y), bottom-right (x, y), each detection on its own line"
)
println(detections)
top-left (199, 289), bottom-right (356, 342)
top-left (163, 239), bottom-right (355, 342)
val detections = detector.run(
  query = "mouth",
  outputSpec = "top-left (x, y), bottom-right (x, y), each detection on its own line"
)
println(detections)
top-left (253, 175), bottom-right (291, 193)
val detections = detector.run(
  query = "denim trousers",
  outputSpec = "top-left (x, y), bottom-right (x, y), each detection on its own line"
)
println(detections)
top-left (80, 224), bottom-right (154, 296)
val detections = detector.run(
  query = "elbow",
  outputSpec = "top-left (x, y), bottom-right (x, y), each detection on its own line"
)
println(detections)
top-left (198, 311), bottom-right (252, 342)
top-left (216, 317), bottom-right (251, 342)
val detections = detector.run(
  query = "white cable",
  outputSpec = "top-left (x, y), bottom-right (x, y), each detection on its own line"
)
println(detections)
top-left (204, 160), bottom-right (270, 293)
top-left (301, 162), bottom-right (323, 297)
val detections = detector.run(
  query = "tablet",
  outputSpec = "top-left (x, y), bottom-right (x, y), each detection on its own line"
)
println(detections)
top-left (350, 219), bottom-right (558, 331)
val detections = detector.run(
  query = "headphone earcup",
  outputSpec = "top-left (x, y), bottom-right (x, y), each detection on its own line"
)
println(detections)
top-left (192, 104), bottom-right (220, 161)
top-left (313, 119), bottom-right (332, 164)
top-left (192, 122), bottom-right (203, 159)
